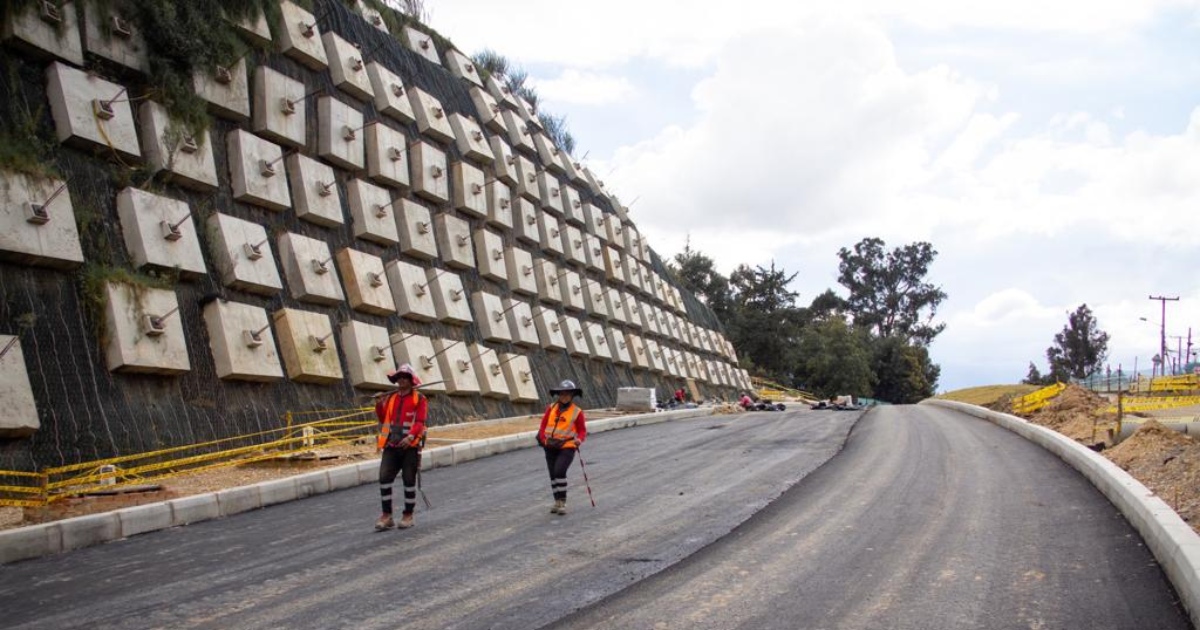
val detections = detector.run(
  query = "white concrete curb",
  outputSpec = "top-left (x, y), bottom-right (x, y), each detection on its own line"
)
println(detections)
top-left (926, 399), bottom-right (1200, 627)
top-left (0, 406), bottom-right (715, 565)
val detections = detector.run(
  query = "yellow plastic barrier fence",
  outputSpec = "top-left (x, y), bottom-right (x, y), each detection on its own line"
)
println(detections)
top-left (1103, 395), bottom-right (1200, 414)
top-left (1011, 382), bottom-right (1067, 415)
top-left (0, 408), bottom-right (376, 508)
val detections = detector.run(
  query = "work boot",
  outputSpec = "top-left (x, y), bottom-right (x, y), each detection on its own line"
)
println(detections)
top-left (398, 512), bottom-right (415, 529)
top-left (552, 499), bottom-right (566, 515)
top-left (374, 513), bottom-right (394, 531)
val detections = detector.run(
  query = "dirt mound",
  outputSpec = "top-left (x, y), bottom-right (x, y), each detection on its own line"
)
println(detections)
top-left (1026, 385), bottom-right (1114, 445)
top-left (1107, 420), bottom-right (1200, 525)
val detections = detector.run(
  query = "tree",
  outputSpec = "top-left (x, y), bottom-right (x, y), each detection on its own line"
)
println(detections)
top-left (669, 239), bottom-right (730, 319)
top-left (726, 261), bottom-right (804, 384)
top-left (729, 261), bottom-right (798, 312)
top-left (837, 238), bottom-right (947, 346)
top-left (1022, 361), bottom-right (1047, 385)
top-left (871, 336), bottom-right (940, 403)
top-left (796, 318), bottom-right (875, 398)
top-left (1045, 304), bottom-right (1109, 380)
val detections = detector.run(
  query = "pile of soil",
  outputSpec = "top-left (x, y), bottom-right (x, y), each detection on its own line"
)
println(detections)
top-left (1026, 385), bottom-right (1115, 447)
top-left (1107, 421), bottom-right (1200, 525)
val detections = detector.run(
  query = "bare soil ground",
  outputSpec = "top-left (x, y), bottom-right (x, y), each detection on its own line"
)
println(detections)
top-left (1018, 384), bottom-right (1200, 532)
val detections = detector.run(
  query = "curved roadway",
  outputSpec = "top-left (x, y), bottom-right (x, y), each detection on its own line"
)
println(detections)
top-left (0, 405), bottom-right (1190, 629)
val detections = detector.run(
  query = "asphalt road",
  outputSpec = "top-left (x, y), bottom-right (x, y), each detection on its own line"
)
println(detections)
top-left (1, 405), bottom-right (1190, 629)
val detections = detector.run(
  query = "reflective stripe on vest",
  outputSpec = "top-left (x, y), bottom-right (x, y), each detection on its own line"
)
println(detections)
top-left (545, 404), bottom-right (580, 447)
top-left (378, 391), bottom-right (421, 448)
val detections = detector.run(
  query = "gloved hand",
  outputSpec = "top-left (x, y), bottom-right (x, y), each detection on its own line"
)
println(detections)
top-left (385, 431), bottom-right (407, 448)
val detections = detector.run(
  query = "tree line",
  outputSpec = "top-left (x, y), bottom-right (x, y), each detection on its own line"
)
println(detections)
top-left (670, 237), bottom-right (945, 404)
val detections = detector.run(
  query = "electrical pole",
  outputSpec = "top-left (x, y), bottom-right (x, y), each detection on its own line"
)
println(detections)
top-left (1149, 295), bottom-right (1179, 378)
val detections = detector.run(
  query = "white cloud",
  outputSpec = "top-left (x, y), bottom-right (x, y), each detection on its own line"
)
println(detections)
top-left (531, 69), bottom-right (636, 106)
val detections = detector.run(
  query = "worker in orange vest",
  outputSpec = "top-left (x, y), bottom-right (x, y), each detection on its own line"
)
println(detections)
top-left (537, 379), bottom-right (588, 515)
top-left (374, 363), bottom-right (428, 531)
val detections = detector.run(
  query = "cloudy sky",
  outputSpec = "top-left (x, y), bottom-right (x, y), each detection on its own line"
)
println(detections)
top-left (427, 1), bottom-right (1200, 392)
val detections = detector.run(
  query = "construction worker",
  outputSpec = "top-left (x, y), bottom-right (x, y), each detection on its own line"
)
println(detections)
top-left (374, 363), bottom-right (428, 531)
top-left (537, 379), bottom-right (588, 515)
top-left (739, 391), bottom-right (754, 410)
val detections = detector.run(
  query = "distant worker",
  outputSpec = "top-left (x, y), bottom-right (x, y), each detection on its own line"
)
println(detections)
top-left (739, 391), bottom-right (754, 410)
top-left (674, 387), bottom-right (686, 405)
top-left (537, 380), bottom-right (588, 515)
top-left (374, 364), bottom-right (428, 531)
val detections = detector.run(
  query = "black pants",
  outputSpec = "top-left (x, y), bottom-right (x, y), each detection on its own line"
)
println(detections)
top-left (543, 446), bottom-right (576, 501)
top-left (379, 447), bottom-right (419, 516)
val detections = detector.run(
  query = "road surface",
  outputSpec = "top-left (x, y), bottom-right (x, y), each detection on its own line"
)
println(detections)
top-left (1, 405), bottom-right (1190, 629)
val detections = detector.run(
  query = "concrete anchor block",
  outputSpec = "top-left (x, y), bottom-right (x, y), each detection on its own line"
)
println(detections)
top-left (215, 486), bottom-right (262, 517)
top-left (116, 502), bottom-right (173, 538)
top-left (59, 512), bottom-right (120, 552)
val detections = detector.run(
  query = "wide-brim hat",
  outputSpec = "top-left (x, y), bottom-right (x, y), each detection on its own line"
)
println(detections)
top-left (548, 379), bottom-right (583, 397)
top-left (387, 363), bottom-right (421, 386)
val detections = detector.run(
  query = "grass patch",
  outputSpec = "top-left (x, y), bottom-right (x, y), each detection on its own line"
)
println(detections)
top-left (936, 384), bottom-right (1037, 407)
top-left (79, 263), bottom-right (176, 346)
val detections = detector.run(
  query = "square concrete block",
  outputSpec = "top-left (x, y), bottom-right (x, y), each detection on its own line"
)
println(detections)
top-left (435, 213), bottom-right (475, 270)
top-left (537, 170), bottom-right (566, 216)
top-left (385, 259), bottom-right (437, 322)
top-left (116, 187), bottom-right (206, 280)
top-left (226, 7), bottom-right (271, 46)
top-left (276, 1), bottom-right (327, 70)
top-left (340, 320), bottom-right (393, 390)
top-left (205, 213), bottom-right (281, 295)
top-left (450, 113), bottom-right (492, 165)
top-left (193, 58), bottom-right (250, 122)
top-left (621, 256), bottom-right (640, 290)
top-left (274, 308), bottom-right (342, 384)
top-left (2, 0), bottom-right (84, 66)
top-left (82, 2), bottom-right (148, 72)
top-left (584, 279), bottom-right (610, 320)
top-left (623, 225), bottom-right (641, 257)
top-left (452, 161), bottom-right (488, 218)
top-left (486, 73), bottom-right (519, 109)
top-left (533, 132), bottom-right (566, 175)
top-left (278, 232), bottom-right (344, 305)
top-left (645, 339), bottom-right (665, 373)
top-left (0, 171), bottom-right (83, 269)
top-left (582, 165), bottom-right (605, 195)
top-left (503, 108), bottom-right (535, 154)
top-left (202, 299), bottom-right (283, 382)
top-left (586, 321), bottom-right (613, 361)
top-left (472, 291), bottom-right (510, 342)
top-left (643, 305), bottom-right (661, 336)
top-left (354, 2), bottom-right (388, 32)
top-left (608, 327), bottom-right (631, 365)
top-left (534, 307), bottom-right (566, 350)
top-left (432, 338), bottom-right (477, 395)
top-left (444, 48), bottom-right (484, 87)
top-left (583, 234), bottom-right (604, 274)
top-left (323, 30), bottom-right (373, 102)
top-left (335, 248), bottom-right (395, 316)
top-left (104, 283), bottom-right (189, 374)
top-left (584, 204), bottom-right (605, 239)
top-left (603, 244), bottom-right (624, 284)
top-left (486, 180), bottom-right (514, 230)
top-left (563, 224), bottom-right (587, 267)
top-left (396, 199), bottom-right (438, 260)
top-left (408, 86), bottom-right (454, 144)
top-left (228, 129), bottom-right (291, 211)
top-left (428, 268), bottom-right (472, 325)
top-left (505, 247), bottom-right (537, 296)
top-left (347, 178), bottom-right (398, 245)
top-left (390, 333), bottom-right (445, 394)
top-left (471, 86), bottom-right (505, 134)
top-left (474, 228), bottom-right (507, 282)
top-left (410, 141), bottom-right (449, 204)
top-left (138, 101), bottom-right (218, 192)
top-left (513, 196), bottom-right (539, 245)
top-left (0, 335), bottom-right (39, 437)
top-left (534, 258), bottom-right (563, 305)
top-left (640, 264), bottom-right (658, 298)
top-left (560, 155), bottom-right (583, 186)
top-left (514, 158), bottom-right (541, 205)
top-left (515, 95), bottom-right (539, 129)
top-left (365, 122), bottom-right (410, 190)
top-left (402, 25), bottom-right (440, 65)
top-left (561, 269), bottom-right (585, 313)
top-left (537, 211), bottom-right (564, 257)
top-left (504, 298), bottom-right (539, 347)
top-left (627, 332), bottom-right (649, 370)
top-left (562, 187), bottom-right (585, 227)
top-left (501, 353), bottom-right (538, 402)
top-left (608, 287), bottom-right (629, 324)
top-left (605, 214), bottom-right (625, 248)
top-left (562, 316), bottom-right (589, 357)
top-left (252, 66), bottom-right (305, 148)
top-left (368, 62), bottom-right (416, 124)
top-left (46, 62), bottom-right (139, 160)
top-left (286, 153), bottom-right (342, 227)
top-left (489, 136), bottom-right (517, 185)
top-left (318, 95), bottom-right (364, 171)
top-left (469, 343), bottom-right (509, 399)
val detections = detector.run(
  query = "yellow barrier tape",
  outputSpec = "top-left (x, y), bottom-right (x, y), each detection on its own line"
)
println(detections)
top-left (1012, 382), bottom-right (1066, 414)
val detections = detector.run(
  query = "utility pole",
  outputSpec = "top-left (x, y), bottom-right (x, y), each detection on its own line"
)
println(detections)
top-left (1149, 295), bottom-right (1179, 378)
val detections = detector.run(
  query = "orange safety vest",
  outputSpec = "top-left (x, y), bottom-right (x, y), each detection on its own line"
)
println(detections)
top-left (377, 391), bottom-right (425, 449)
top-left (544, 403), bottom-right (581, 449)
